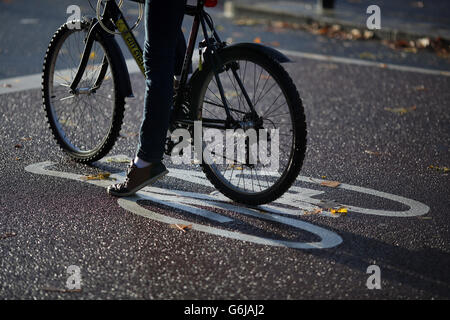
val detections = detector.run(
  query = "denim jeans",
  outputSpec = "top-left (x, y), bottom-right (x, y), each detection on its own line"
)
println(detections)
top-left (136, 0), bottom-right (187, 162)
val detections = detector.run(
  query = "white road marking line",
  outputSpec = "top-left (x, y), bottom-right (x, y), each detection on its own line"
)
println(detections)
top-left (280, 49), bottom-right (450, 77)
top-left (0, 59), bottom-right (141, 95)
top-left (1, 49), bottom-right (448, 95)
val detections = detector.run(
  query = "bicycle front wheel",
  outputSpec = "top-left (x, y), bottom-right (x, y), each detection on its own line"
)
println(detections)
top-left (192, 46), bottom-right (307, 205)
top-left (42, 20), bottom-right (125, 163)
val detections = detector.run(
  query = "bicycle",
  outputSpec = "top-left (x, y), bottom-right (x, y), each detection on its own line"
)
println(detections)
top-left (42, 0), bottom-right (307, 205)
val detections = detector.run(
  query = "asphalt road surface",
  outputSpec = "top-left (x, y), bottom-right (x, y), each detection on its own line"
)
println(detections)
top-left (0, 0), bottom-right (449, 300)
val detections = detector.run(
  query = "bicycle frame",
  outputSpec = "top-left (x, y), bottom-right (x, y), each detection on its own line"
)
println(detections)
top-left (70, 0), bottom-right (256, 130)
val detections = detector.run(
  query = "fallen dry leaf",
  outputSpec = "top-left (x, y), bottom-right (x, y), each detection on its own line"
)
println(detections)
top-left (411, 1), bottom-right (424, 8)
top-left (363, 30), bottom-right (374, 39)
top-left (20, 137), bottom-right (32, 141)
top-left (253, 37), bottom-right (262, 44)
top-left (383, 37), bottom-right (448, 57)
top-left (428, 165), bottom-right (449, 173)
top-left (14, 144), bottom-right (23, 149)
top-left (351, 29), bottom-right (362, 39)
top-left (384, 105), bottom-right (416, 115)
top-left (317, 27), bottom-right (329, 35)
top-left (170, 224), bottom-right (192, 232)
top-left (413, 85), bottom-right (426, 91)
top-left (106, 158), bottom-right (130, 164)
top-left (81, 172), bottom-right (115, 181)
top-left (0, 232), bottom-right (16, 240)
top-left (416, 38), bottom-right (430, 48)
top-left (303, 208), bottom-right (323, 215)
top-left (230, 164), bottom-right (243, 170)
top-left (321, 180), bottom-right (341, 188)
top-left (41, 287), bottom-right (82, 293)
top-left (364, 150), bottom-right (382, 156)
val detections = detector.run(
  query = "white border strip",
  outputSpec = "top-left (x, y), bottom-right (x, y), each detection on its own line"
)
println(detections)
top-left (0, 58), bottom-right (141, 95)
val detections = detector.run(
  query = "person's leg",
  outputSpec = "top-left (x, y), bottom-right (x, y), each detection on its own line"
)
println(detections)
top-left (107, 0), bottom-right (186, 196)
top-left (136, 0), bottom-right (186, 164)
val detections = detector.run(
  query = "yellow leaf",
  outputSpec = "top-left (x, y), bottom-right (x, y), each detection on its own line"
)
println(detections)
top-left (253, 37), bottom-right (262, 44)
top-left (330, 207), bottom-right (348, 215)
top-left (428, 165), bottom-right (449, 173)
top-left (81, 172), bottom-right (115, 181)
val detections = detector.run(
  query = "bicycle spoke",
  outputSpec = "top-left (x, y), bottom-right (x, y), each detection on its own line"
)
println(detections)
top-left (198, 47), bottom-right (303, 201)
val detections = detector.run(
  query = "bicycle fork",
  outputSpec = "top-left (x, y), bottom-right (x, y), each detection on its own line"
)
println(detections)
top-left (69, 1), bottom-right (137, 98)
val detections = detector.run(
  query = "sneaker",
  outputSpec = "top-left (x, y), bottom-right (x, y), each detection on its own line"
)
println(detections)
top-left (107, 160), bottom-right (168, 197)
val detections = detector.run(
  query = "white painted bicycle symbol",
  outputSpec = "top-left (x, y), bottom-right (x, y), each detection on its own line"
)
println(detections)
top-left (26, 155), bottom-right (429, 249)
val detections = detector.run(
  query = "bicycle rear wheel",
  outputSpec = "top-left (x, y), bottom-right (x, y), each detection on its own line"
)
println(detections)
top-left (192, 46), bottom-right (307, 205)
top-left (42, 20), bottom-right (125, 163)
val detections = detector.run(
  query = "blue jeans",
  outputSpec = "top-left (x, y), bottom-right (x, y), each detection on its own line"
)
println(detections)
top-left (136, 0), bottom-right (187, 162)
